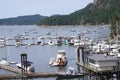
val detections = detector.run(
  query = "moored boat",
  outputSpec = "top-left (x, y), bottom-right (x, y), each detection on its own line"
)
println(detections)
top-left (56, 67), bottom-right (83, 79)
top-left (0, 36), bottom-right (6, 47)
top-left (16, 61), bottom-right (35, 72)
top-left (48, 40), bottom-right (55, 46)
top-left (0, 59), bottom-right (10, 66)
top-left (49, 50), bottom-right (67, 66)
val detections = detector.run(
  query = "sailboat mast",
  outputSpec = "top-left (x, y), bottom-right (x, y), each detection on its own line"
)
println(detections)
top-left (116, 21), bottom-right (119, 43)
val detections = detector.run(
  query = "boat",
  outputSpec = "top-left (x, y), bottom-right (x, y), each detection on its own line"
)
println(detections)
top-left (36, 36), bottom-right (45, 45)
top-left (56, 67), bottom-right (83, 79)
top-left (49, 50), bottom-right (67, 66)
top-left (0, 58), bottom-right (10, 66)
top-left (16, 61), bottom-right (35, 72)
top-left (55, 39), bottom-right (62, 46)
top-left (15, 38), bottom-right (22, 46)
top-left (48, 40), bottom-right (55, 46)
top-left (0, 36), bottom-right (6, 47)
top-left (46, 32), bottom-right (51, 35)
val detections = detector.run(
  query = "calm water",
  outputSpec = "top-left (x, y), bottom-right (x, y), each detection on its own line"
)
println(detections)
top-left (0, 25), bottom-right (110, 80)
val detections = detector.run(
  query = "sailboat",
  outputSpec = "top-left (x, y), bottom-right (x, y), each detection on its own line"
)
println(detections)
top-left (0, 27), bottom-right (10, 66)
top-left (0, 47), bottom-right (10, 66)
top-left (0, 36), bottom-right (6, 47)
top-left (0, 58), bottom-right (10, 66)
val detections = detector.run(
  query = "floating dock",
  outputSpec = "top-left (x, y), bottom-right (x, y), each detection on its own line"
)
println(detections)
top-left (0, 64), bottom-right (57, 79)
top-left (0, 72), bottom-right (57, 79)
top-left (0, 64), bottom-right (21, 74)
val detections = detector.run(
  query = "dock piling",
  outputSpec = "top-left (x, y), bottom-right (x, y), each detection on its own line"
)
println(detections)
top-left (21, 53), bottom-right (27, 75)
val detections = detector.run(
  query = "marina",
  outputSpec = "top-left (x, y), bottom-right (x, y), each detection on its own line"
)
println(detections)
top-left (0, 25), bottom-right (111, 80)
top-left (0, 0), bottom-right (120, 79)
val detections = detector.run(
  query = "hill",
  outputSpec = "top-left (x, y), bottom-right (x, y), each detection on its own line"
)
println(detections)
top-left (38, 0), bottom-right (120, 26)
top-left (0, 14), bottom-right (46, 25)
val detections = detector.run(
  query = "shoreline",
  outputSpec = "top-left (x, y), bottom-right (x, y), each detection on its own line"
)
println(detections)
top-left (0, 24), bottom-right (111, 27)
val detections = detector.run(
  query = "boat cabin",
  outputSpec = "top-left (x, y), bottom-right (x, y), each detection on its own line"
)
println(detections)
top-left (87, 54), bottom-right (118, 72)
top-left (49, 50), bottom-right (67, 66)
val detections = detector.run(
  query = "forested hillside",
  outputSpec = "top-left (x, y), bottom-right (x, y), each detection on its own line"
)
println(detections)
top-left (0, 14), bottom-right (46, 25)
top-left (38, 0), bottom-right (120, 26)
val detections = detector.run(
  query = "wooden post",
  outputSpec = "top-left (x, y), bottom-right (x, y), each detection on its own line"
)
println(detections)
top-left (77, 46), bottom-right (80, 63)
top-left (77, 65), bottom-right (80, 73)
top-left (21, 53), bottom-right (27, 75)
top-left (81, 47), bottom-right (84, 64)
top-left (77, 47), bottom-right (84, 64)
top-left (32, 37), bottom-right (35, 44)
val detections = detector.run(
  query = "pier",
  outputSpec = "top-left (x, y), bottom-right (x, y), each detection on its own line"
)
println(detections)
top-left (0, 63), bottom-right (57, 79)
top-left (0, 72), bottom-right (57, 79)
top-left (0, 64), bottom-right (21, 74)
top-left (0, 53), bottom-right (57, 79)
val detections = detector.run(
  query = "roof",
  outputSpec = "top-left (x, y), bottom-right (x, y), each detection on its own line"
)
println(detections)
top-left (88, 54), bottom-right (117, 61)
top-left (57, 50), bottom-right (65, 53)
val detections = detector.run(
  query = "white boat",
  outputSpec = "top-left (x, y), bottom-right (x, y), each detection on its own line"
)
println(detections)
top-left (46, 32), bottom-right (51, 35)
top-left (16, 61), bottom-right (35, 72)
top-left (0, 59), bottom-right (10, 66)
top-left (15, 39), bottom-right (21, 46)
top-left (73, 33), bottom-right (91, 46)
top-left (48, 40), bottom-right (55, 46)
top-left (0, 36), bottom-right (6, 47)
top-left (56, 67), bottom-right (83, 79)
top-left (49, 50), bottom-right (67, 66)
top-left (49, 58), bottom-right (55, 65)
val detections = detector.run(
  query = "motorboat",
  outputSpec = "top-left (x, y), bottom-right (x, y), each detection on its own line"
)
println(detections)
top-left (56, 67), bottom-right (83, 79)
top-left (49, 50), bottom-right (67, 66)
top-left (36, 36), bottom-right (45, 45)
top-left (48, 40), bottom-right (55, 46)
top-left (16, 61), bottom-right (35, 72)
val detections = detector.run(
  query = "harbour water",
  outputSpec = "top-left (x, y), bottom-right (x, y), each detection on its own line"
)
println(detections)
top-left (0, 25), bottom-right (110, 80)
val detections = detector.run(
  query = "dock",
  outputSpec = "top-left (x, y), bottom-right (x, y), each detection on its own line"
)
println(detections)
top-left (0, 64), bottom-right (57, 79)
top-left (76, 46), bottom-right (120, 80)
top-left (0, 64), bottom-right (21, 74)
top-left (0, 72), bottom-right (57, 79)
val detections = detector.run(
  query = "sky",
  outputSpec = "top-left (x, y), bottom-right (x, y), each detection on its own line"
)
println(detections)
top-left (0, 0), bottom-right (93, 19)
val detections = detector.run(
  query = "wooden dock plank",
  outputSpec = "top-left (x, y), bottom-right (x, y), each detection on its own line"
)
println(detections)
top-left (0, 72), bottom-right (57, 79)
top-left (0, 64), bottom-right (21, 74)
top-left (0, 64), bottom-right (57, 79)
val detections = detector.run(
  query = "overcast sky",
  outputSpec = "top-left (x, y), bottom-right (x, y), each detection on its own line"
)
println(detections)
top-left (0, 0), bottom-right (93, 19)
